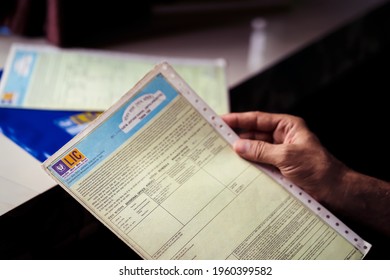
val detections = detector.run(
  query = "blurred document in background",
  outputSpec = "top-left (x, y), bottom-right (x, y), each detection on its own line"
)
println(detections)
top-left (0, 44), bottom-right (228, 114)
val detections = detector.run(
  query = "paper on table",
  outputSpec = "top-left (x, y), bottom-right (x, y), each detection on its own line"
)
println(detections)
top-left (0, 133), bottom-right (56, 216)
top-left (0, 44), bottom-right (228, 114)
top-left (42, 62), bottom-right (370, 259)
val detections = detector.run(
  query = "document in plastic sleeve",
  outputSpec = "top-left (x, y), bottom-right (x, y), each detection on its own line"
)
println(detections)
top-left (42, 62), bottom-right (371, 260)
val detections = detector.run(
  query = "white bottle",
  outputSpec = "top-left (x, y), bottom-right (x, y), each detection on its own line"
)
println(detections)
top-left (247, 17), bottom-right (267, 73)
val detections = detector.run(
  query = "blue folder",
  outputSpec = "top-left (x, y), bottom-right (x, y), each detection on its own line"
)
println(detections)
top-left (0, 107), bottom-right (100, 162)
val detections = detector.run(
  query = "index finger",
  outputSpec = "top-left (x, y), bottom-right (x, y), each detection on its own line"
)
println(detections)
top-left (222, 111), bottom-right (287, 132)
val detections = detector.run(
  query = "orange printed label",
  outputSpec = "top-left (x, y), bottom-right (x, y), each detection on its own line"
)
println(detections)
top-left (62, 148), bottom-right (86, 168)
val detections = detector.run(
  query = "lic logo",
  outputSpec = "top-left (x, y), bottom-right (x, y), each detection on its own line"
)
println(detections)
top-left (52, 148), bottom-right (87, 176)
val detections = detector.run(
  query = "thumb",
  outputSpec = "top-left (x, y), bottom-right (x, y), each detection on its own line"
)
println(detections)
top-left (233, 139), bottom-right (279, 166)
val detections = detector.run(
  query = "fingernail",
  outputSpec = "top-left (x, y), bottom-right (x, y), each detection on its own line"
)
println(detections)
top-left (234, 140), bottom-right (249, 154)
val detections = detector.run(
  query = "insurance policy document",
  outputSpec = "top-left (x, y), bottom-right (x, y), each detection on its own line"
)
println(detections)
top-left (43, 62), bottom-right (370, 259)
top-left (0, 44), bottom-right (228, 114)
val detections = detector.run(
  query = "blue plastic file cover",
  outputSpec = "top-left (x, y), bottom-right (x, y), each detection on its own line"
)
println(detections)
top-left (0, 108), bottom-right (100, 162)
